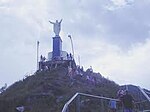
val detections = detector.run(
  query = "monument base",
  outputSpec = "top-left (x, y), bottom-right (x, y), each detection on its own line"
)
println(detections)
top-left (52, 36), bottom-right (62, 59)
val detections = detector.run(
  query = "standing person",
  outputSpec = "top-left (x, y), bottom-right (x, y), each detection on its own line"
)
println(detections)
top-left (108, 98), bottom-right (117, 112)
top-left (122, 90), bottom-right (134, 112)
top-left (117, 89), bottom-right (125, 99)
top-left (117, 89), bottom-right (125, 109)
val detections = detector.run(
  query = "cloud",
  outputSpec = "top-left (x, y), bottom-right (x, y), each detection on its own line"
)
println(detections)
top-left (75, 37), bottom-right (150, 89)
top-left (100, 0), bottom-right (150, 49)
top-left (106, 0), bottom-right (134, 10)
top-left (0, 0), bottom-right (150, 90)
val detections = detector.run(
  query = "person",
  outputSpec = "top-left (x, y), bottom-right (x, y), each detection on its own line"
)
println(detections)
top-left (69, 53), bottom-right (72, 60)
top-left (49, 19), bottom-right (62, 36)
top-left (122, 90), bottom-right (134, 112)
top-left (108, 98), bottom-right (117, 112)
top-left (89, 66), bottom-right (93, 74)
top-left (67, 53), bottom-right (69, 60)
top-left (117, 89), bottom-right (124, 99)
top-left (117, 89), bottom-right (125, 109)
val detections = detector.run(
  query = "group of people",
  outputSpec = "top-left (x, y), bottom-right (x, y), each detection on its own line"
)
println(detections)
top-left (66, 53), bottom-right (73, 60)
top-left (67, 65), bottom-right (84, 80)
top-left (109, 90), bottom-right (134, 112)
top-left (67, 65), bottom-right (97, 84)
top-left (39, 53), bottom-right (74, 71)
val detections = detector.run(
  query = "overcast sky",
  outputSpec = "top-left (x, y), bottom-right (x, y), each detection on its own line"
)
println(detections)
top-left (0, 0), bottom-right (150, 90)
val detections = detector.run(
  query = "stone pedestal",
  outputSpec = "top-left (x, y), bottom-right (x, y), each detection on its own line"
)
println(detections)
top-left (52, 36), bottom-right (62, 59)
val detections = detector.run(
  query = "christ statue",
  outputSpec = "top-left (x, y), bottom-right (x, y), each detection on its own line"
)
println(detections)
top-left (49, 19), bottom-right (62, 36)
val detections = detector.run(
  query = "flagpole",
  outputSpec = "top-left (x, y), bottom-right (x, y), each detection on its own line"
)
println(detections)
top-left (37, 41), bottom-right (39, 70)
top-left (78, 55), bottom-right (80, 66)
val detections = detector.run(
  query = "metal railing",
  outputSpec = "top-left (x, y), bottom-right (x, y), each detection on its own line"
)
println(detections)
top-left (138, 86), bottom-right (150, 103)
top-left (62, 92), bottom-right (120, 112)
top-left (62, 92), bottom-right (150, 112)
top-left (136, 87), bottom-right (150, 111)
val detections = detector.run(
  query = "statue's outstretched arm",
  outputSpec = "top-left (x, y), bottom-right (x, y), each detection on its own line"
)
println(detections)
top-left (49, 21), bottom-right (54, 24)
top-left (59, 19), bottom-right (62, 23)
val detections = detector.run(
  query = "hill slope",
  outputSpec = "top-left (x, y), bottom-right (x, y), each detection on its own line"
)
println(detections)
top-left (0, 66), bottom-right (120, 112)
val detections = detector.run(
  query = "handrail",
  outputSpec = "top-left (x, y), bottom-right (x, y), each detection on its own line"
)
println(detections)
top-left (145, 91), bottom-right (150, 95)
top-left (143, 110), bottom-right (150, 112)
top-left (138, 86), bottom-right (150, 103)
top-left (135, 100), bottom-right (147, 104)
top-left (62, 93), bottom-right (79, 112)
top-left (61, 92), bottom-right (119, 112)
top-left (79, 93), bottom-right (119, 101)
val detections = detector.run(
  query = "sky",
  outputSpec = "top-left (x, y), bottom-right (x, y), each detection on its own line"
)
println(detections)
top-left (0, 0), bottom-right (150, 90)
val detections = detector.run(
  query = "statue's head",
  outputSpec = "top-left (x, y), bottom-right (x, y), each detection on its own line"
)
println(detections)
top-left (56, 20), bottom-right (58, 23)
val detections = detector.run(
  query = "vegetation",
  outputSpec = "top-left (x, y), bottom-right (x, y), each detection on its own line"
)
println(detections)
top-left (0, 65), bottom-right (135, 112)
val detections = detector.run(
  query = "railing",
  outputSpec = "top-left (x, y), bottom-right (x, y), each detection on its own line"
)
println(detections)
top-left (62, 92), bottom-right (120, 112)
top-left (138, 86), bottom-right (150, 103)
top-left (62, 92), bottom-right (150, 112)
top-left (136, 87), bottom-right (150, 111)
top-left (62, 93), bottom-right (79, 112)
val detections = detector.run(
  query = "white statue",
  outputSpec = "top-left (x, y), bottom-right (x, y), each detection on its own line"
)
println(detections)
top-left (49, 19), bottom-right (62, 36)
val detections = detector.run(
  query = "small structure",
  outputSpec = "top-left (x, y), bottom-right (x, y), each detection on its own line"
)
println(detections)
top-left (16, 106), bottom-right (24, 112)
top-left (38, 19), bottom-right (76, 71)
